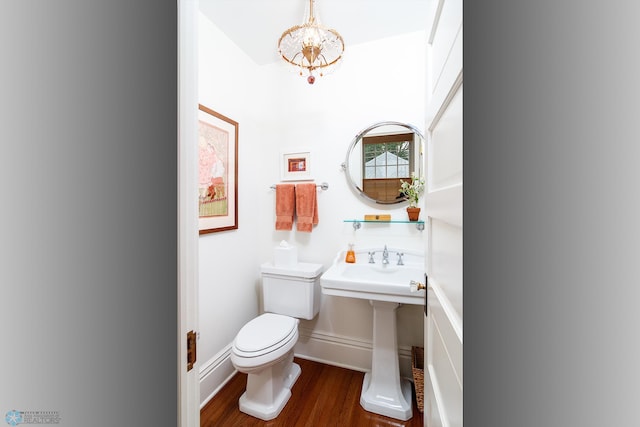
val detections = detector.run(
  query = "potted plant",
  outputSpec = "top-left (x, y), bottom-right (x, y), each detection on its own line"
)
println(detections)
top-left (399, 172), bottom-right (425, 221)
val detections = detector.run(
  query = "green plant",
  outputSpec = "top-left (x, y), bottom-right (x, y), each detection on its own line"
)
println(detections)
top-left (399, 172), bottom-right (425, 208)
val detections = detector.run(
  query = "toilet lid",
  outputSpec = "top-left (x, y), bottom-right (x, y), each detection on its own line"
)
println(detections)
top-left (235, 313), bottom-right (297, 354)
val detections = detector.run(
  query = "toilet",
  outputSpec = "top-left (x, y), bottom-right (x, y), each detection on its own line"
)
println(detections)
top-left (230, 261), bottom-right (323, 421)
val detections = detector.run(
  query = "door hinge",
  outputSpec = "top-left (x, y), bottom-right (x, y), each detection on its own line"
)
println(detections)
top-left (187, 330), bottom-right (197, 372)
top-left (424, 273), bottom-right (428, 317)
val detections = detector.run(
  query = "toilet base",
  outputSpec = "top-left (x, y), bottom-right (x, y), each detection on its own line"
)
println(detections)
top-left (238, 357), bottom-right (301, 421)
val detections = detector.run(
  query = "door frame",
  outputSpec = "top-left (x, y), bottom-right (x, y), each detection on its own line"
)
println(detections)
top-left (178, 0), bottom-right (200, 425)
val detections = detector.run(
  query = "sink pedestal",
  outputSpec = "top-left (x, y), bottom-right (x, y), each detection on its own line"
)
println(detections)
top-left (360, 300), bottom-right (413, 421)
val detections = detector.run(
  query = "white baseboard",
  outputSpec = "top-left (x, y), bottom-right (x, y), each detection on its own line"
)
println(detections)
top-left (199, 344), bottom-right (236, 409)
top-left (198, 329), bottom-right (417, 408)
top-left (295, 326), bottom-right (415, 380)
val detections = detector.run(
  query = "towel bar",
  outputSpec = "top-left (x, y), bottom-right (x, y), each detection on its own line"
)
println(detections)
top-left (270, 182), bottom-right (329, 191)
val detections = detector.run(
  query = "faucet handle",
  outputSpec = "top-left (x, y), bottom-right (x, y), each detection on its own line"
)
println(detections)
top-left (368, 251), bottom-right (375, 263)
top-left (397, 252), bottom-right (404, 265)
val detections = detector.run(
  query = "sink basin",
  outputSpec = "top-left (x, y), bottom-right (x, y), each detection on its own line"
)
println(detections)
top-left (320, 248), bottom-right (425, 305)
top-left (320, 247), bottom-right (426, 421)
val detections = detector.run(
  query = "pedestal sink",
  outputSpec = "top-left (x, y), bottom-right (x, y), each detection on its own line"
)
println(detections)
top-left (320, 248), bottom-right (425, 421)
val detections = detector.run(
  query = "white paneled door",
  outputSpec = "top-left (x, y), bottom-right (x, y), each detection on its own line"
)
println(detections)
top-left (423, 0), bottom-right (463, 426)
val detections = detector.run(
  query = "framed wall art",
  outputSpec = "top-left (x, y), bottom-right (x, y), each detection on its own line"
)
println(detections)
top-left (281, 150), bottom-right (313, 181)
top-left (198, 104), bottom-right (238, 234)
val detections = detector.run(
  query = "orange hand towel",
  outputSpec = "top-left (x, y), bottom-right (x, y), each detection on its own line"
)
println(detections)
top-left (275, 184), bottom-right (295, 231)
top-left (296, 183), bottom-right (319, 232)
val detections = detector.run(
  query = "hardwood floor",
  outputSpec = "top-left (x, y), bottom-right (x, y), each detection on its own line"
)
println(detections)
top-left (200, 358), bottom-right (424, 427)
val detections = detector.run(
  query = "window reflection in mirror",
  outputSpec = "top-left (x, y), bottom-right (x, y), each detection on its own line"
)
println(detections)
top-left (362, 132), bottom-right (415, 203)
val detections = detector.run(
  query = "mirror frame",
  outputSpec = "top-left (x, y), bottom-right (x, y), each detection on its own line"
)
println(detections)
top-left (342, 121), bottom-right (425, 205)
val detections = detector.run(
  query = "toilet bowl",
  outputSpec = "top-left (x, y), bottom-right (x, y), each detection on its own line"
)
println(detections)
top-left (231, 313), bottom-right (301, 420)
top-left (231, 313), bottom-right (299, 372)
top-left (230, 262), bottom-right (323, 421)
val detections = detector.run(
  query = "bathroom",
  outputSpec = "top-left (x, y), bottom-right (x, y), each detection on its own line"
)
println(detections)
top-left (190, 1), bottom-right (462, 425)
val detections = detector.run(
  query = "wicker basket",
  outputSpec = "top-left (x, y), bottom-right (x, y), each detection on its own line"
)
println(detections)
top-left (412, 346), bottom-right (425, 413)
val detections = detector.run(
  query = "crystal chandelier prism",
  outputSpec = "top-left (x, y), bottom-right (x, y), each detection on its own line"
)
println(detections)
top-left (277, 0), bottom-right (345, 84)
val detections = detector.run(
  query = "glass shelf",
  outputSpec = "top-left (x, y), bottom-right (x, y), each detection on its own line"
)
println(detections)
top-left (344, 219), bottom-right (425, 231)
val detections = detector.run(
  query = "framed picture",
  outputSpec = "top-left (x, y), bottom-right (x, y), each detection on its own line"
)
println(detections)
top-left (198, 104), bottom-right (238, 234)
top-left (281, 150), bottom-right (313, 181)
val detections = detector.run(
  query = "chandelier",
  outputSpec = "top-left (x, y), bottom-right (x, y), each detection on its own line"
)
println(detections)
top-left (277, 0), bottom-right (345, 84)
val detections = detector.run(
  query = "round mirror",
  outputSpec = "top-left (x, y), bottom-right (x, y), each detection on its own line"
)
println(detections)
top-left (342, 122), bottom-right (424, 204)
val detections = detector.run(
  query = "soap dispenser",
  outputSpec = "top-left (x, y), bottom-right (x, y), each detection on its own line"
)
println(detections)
top-left (345, 243), bottom-right (356, 263)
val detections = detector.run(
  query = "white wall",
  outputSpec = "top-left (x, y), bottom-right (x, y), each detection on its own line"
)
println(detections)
top-left (197, 14), bottom-right (278, 403)
top-left (257, 32), bottom-right (427, 374)
top-left (197, 12), bottom-right (428, 405)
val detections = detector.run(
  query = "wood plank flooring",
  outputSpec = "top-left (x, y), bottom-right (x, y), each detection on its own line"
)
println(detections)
top-left (200, 358), bottom-right (424, 427)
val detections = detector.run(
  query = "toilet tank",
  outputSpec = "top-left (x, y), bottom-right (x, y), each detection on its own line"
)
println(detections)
top-left (261, 262), bottom-right (323, 320)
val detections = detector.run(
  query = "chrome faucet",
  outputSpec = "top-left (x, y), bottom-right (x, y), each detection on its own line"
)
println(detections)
top-left (382, 245), bottom-right (389, 265)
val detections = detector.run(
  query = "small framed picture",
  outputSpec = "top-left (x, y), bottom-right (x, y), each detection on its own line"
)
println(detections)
top-left (281, 150), bottom-right (313, 181)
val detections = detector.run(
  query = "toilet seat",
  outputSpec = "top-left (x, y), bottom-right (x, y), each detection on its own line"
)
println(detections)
top-left (231, 313), bottom-right (299, 370)
top-left (234, 313), bottom-right (297, 356)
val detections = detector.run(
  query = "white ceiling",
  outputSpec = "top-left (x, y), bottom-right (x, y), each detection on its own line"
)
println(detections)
top-left (199, 0), bottom-right (430, 65)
